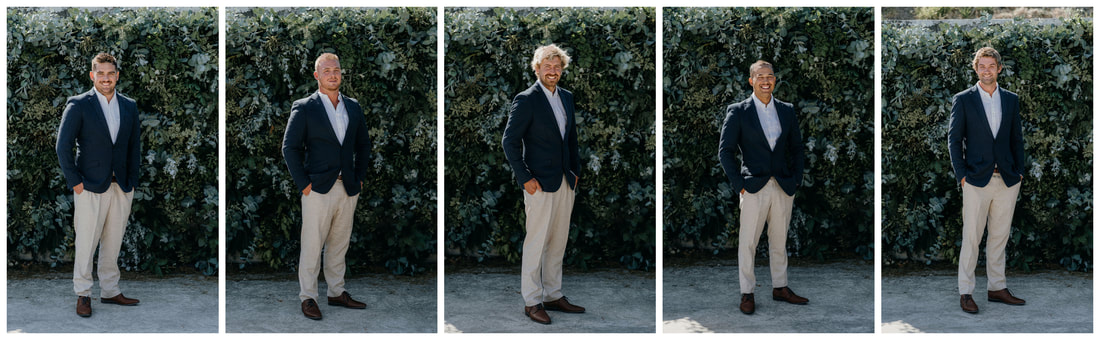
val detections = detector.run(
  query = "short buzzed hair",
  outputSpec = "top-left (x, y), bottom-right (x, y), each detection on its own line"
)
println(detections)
top-left (315, 53), bottom-right (340, 72)
top-left (91, 52), bottom-right (118, 71)
top-left (972, 47), bottom-right (1002, 69)
top-left (749, 60), bottom-right (774, 76)
top-left (530, 44), bottom-right (571, 72)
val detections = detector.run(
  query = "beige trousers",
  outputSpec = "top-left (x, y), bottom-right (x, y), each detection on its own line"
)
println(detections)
top-left (738, 178), bottom-right (794, 294)
top-left (73, 182), bottom-right (134, 298)
top-left (299, 181), bottom-right (358, 301)
top-left (521, 176), bottom-right (575, 307)
top-left (958, 173), bottom-right (1020, 295)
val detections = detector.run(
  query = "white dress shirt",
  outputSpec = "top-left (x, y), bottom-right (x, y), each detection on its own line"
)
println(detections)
top-left (977, 82), bottom-right (1002, 137)
top-left (751, 93), bottom-right (782, 150)
top-left (94, 90), bottom-right (120, 144)
top-left (319, 91), bottom-right (349, 145)
top-left (537, 80), bottom-right (567, 139)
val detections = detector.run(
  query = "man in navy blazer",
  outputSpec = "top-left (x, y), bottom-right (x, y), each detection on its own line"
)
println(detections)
top-left (56, 52), bottom-right (142, 317)
top-left (948, 47), bottom-right (1027, 314)
top-left (282, 53), bottom-right (372, 320)
top-left (502, 44), bottom-right (584, 325)
top-left (719, 60), bottom-right (807, 315)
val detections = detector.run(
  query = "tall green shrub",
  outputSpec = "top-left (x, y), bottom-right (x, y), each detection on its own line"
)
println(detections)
top-left (664, 7), bottom-right (875, 260)
top-left (882, 17), bottom-right (1093, 271)
top-left (444, 8), bottom-right (657, 270)
top-left (7, 8), bottom-right (219, 275)
top-left (225, 7), bottom-right (437, 275)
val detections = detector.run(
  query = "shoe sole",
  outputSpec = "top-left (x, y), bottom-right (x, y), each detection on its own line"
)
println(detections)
top-left (544, 307), bottom-right (585, 313)
top-left (962, 308), bottom-right (978, 314)
top-left (740, 309), bottom-right (754, 315)
top-left (304, 315), bottom-right (322, 320)
top-left (328, 302), bottom-right (367, 309)
top-left (100, 300), bottom-right (139, 306)
top-left (772, 297), bottom-right (808, 305)
top-left (987, 298), bottom-right (1025, 305)
top-left (77, 312), bottom-right (91, 317)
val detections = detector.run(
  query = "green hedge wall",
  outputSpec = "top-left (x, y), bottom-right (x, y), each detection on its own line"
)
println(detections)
top-left (882, 17), bottom-right (1093, 271)
top-left (444, 8), bottom-right (656, 269)
top-left (663, 7), bottom-right (875, 260)
top-left (225, 8), bottom-right (436, 275)
top-left (7, 8), bottom-right (219, 275)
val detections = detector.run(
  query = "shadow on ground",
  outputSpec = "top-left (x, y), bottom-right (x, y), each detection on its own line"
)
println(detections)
top-left (7, 269), bottom-right (217, 333)
top-left (444, 266), bottom-right (655, 333)
top-left (663, 259), bottom-right (874, 333)
top-left (881, 267), bottom-right (1092, 333)
top-left (226, 271), bottom-right (436, 333)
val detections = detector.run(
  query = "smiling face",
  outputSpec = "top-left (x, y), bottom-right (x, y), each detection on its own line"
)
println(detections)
top-left (535, 56), bottom-right (564, 92)
top-left (748, 64), bottom-right (776, 101)
top-left (973, 56), bottom-right (1001, 87)
top-left (314, 58), bottom-right (342, 94)
top-left (89, 62), bottom-right (118, 97)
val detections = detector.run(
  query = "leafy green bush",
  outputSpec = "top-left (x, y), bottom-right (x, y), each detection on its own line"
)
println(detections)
top-left (882, 17), bottom-right (1093, 271)
top-left (7, 8), bottom-right (219, 275)
top-left (663, 7), bottom-right (875, 260)
top-left (225, 8), bottom-right (436, 275)
top-left (444, 8), bottom-right (656, 270)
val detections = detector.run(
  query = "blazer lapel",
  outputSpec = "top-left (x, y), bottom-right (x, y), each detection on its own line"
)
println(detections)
top-left (85, 89), bottom-right (113, 143)
top-left (742, 98), bottom-right (771, 148)
top-left (995, 87), bottom-right (1012, 140)
top-left (968, 86), bottom-right (996, 140)
top-left (530, 83), bottom-right (561, 139)
top-left (116, 95), bottom-right (132, 145)
top-left (312, 92), bottom-right (341, 144)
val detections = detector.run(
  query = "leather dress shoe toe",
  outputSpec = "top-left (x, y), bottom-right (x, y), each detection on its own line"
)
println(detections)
top-left (960, 294), bottom-right (979, 314)
top-left (524, 303), bottom-right (551, 324)
top-left (544, 296), bottom-right (585, 313)
top-left (101, 294), bottom-right (140, 306)
top-left (987, 288), bottom-right (1025, 305)
top-left (302, 299), bottom-right (322, 320)
top-left (77, 296), bottom-right (92, 317)
top-left (772, 287), bottom-right (809, 305)
top-left (328, 292), bottom-right (366, 309)
top-left (739, 293), bottom-right (755, 315)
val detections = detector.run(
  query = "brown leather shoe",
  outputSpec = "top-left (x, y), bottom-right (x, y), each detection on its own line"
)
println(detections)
top-left (301, 299), bottom-right (322, 320)
top-left (772, 287), bottom-right (809, 305)
top-left (544, 296), bottom-right (585, 313)
top-left (739, 293), bottom-right (755, 314)
top-left (101, 294), bottom-right (140, 306)
top-left (987, 288), bottom-right (1025, 305)
top-left (76, 296), bottom-right (92, 317)
top-left (960, 294), bottom-right (979, 313)
top-left (327, 292), bottom-right (366, 309)
top-left (524, 303), bottom-right (551, 324)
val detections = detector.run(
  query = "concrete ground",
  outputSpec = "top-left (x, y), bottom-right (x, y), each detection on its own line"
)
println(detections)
top-left (7, 270), bottom-right (218, 333)
top-left (663, 259), bottom-right (874, 333)
top-left (882, 267), bottom-right (1092, 333)
top-left (226, 272), bottom-right (436, 333)
top-left (444, 266), bottom-right (656, 333)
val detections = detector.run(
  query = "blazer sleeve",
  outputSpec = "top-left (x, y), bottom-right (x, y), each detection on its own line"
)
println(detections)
top-left (1009, 96), bottom-right (1026, 176)
top-left (568, 96), bottom-right (581, 178)
top-left (282, 101), bottom-right (310, 192)
top-left (502, 94), bottom-right (534, 187)
top-left (354, 106), bottom-right (372, 183)
top-left (787, 105), bottom-right (805, 188)
top-left (718, 104), bottom-right (744, 193)
top-left (56, 98), bottom-right (84, 190)
top-left (947, 94), bottom-right (967, 182)
top-left (127, 100), bottom-right (141, 188)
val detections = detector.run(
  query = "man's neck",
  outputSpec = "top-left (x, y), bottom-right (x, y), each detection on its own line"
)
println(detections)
top-left (754, 92), bottom-right (772, 106)
top-left (979, 82), bottom-right (998, 96)
top-left (97, 89), bottom-right (114, 103)
top-left (320, 89), bottom-right (340, 107)
top-left (540, 80), bottom-right (556, 95)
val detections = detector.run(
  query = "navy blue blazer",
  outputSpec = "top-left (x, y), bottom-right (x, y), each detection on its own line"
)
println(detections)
top-left (718, 97), bottom-right (804, 196)
top-left (282, 92), bottom-right (372, 196)
top-left (948, 85), bottom-right (1025, 188)
top-left (502, 83), bottom-right (580, 193)
top-left (56, 89), bottom-right (141, 194)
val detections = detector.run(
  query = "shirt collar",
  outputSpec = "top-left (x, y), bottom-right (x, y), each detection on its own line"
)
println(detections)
top-left (976, 82), bottom-right (1000, 98)
top-left (319, 91), bottom-right (344, 110)
top-left (94, 89), bottom-right (117, 104)
top-left (537, 80), bottom-right (558, 98)
top-left (751, 92), bottom-right (775, 111)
